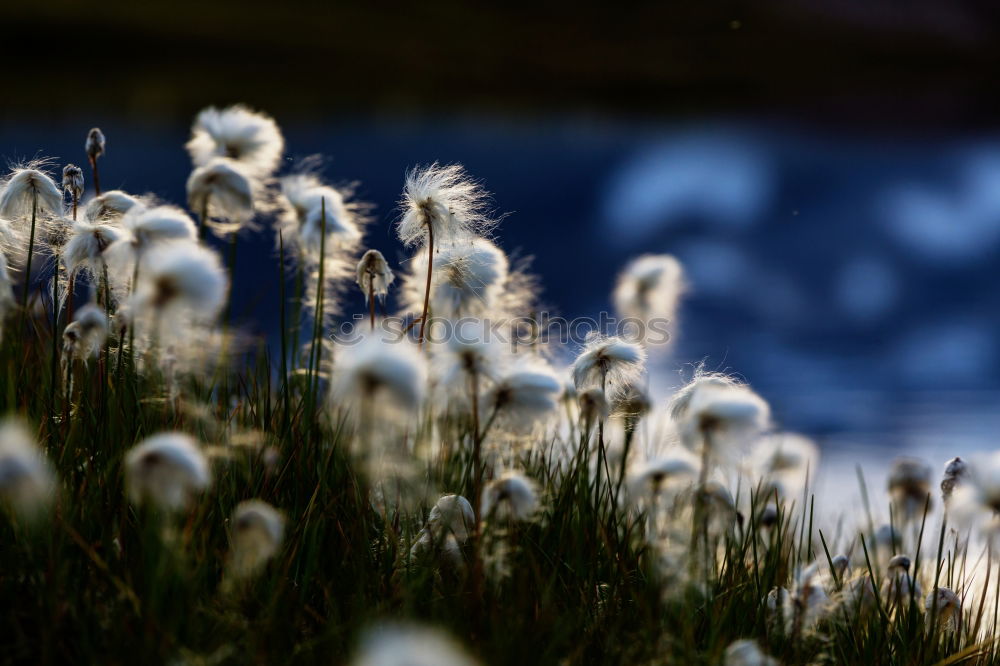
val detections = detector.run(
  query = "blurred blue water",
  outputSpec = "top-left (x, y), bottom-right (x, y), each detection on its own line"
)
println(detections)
top-left (3, 115), bottom-right (998, 454)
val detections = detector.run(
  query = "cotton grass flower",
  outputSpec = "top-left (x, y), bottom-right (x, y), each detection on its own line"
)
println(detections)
top-left (356, 249), bottom-right (394, 328)
top-left (132, 242), bottom-right (228, 322)
top-left (750, 432), bottom-right (818, 502)
top-left (63, 220), bottom-right (122, 281)
top-left (888, 456), bottom-right (933, 521)
top-left (671, 373), bottom-right (770, 467)
top-left (948, 452), bottom-right (1000, 546)
top-left (226, 500), bottom-right (285, 581)
top-left (85, 128), bottom-right (105, 195)
top-left (613, 254), bottom-right (685, 347)
top-left (62, 164), bottom-right (84, 219)
top-left (941, 456), bottom-right (968, 504)
top-left (571, 334), bottom-right (647, 398)
top-left (402, 237), bottom-right (509, 322)
top-left (62, 304), bottom-right (108, 362)
top-left (0, 167), bottom-right (63, 220)
top-left (724, 639), bottom-right (777, 666)
top-left (410, 494), bottom-right (476, 572)
top-left (479, 359), bottom-right (562, 436)
top-left (883, 554), bottom-right (921, 610)
top-left (329, 332), bottom-right (427, 427)
top-left (481, 471), bottom-right (538, 522)
top-left (187, 157), bottom-right (255, 236)
top-left (124, 432), bottom-right (210, 512)
top-left (627, 454), bottom-right (697, 506)
top-left (351, 623), bottom-right (479, 666)
top-left (0, 419), bottom-right (56, 522)
top-left (925, 587), bottom-right (962, 631)
top-left (356, 249), bottom-right (394, 304)
top-left (397, 163), bottom-right (495, 345)
top-left (397, 163), bottom-right (494, 248)
top-left (186, 105), bottom-right (284, 178)
top-left (83, 190), bottom-right (144, 222)
top-left (279, 174), bottom-right (364, 257)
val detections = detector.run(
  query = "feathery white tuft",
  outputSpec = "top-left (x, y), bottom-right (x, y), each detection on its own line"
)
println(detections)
top-left (62, 304), bottom-right (108, 361)
top-left (397, 163), bottom-right (495, 247)
top-left (187, 157), bottom-right (255, 235)
top-left (330, 332), bottom-right (427, 424)
top-left (186, 105), bottom-right (284, 178)
top-left (132, 242), bottom-right (228, 320)
top-left (571, 334), bottom-right (647, 398)
top-left (481, 471), bottom-right (538, 522)
top-left (613, 254), bottom-right (685, 345)
top-left (83, 190), bottom-right (145, 222)
top-left (0, 419), bottom-right (56, 521)
top-left (402, 237), bottom-right (509, 321)
top-left (124, 432), bottom-right (210, 511)
top-left (352, 623), bottom-right (479, 666)
top-left (355, 249), bottom-right (394, 304)
top-left (0, 167), bottom-right (63, 219)
top-left (227, 500), bottom-right (285, 579)
top-left (480, 359), bottom-right (562, 434)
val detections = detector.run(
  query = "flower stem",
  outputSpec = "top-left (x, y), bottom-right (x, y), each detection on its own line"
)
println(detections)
top-left (418, 221), bottom-right (433, 348)
top-left (88, 156), bottom-right (102, 196)
top-left (20, 190), bottom-right (38, 328)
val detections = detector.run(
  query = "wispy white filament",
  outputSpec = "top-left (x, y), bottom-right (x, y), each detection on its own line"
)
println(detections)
top-left (329, 332), bottom-right (427, 425)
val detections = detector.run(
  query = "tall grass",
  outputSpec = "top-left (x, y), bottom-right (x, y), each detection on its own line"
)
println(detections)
top-left (0, 111), bottom-right (996, 665)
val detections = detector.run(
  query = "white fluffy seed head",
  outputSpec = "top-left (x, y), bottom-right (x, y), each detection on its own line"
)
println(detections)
top-left (671, 372), bottom-right (770, 462)
top-left (352, 623), bottom-right (479, 666)
top-left (124, 432), bottom-right (210, 511)
top-left (330, 332), bottom-right (427, 425)
top-left (402, 237), bottom-right (509, 321)
top-left (426, 494), bottom-right (476, 543)
top-left (481, 358), bottom-right (562, 434)
top-left (925, 587), bottom-right (961, 629)
top-left (186, 105), bottom-right (284, 178)
top-left (397, 163), bottom-right (495, 247)
top-left (83, 190), bottom-right (145, 223)
top-left (228, 499), bottom-right (285, 579)
top-left (0, 419), bottom-right (56, 521)
top-left (85, 128), bottom-right (106, 161)
top-left (613, 254), bottom-right (685, 341)
top-left (724, 639), bottom-right (777, 666)
top-left (62, 164), bottom-right (84, 200)
top-left (0, 167), bottom-right (63, 220)
top-left (186, 158), bottom-right (255, 235)
top-left (121, 205), bottom-right (198, 252)
top-left (63, 220), bottom-right (122, 276)
top-left (627, 454), bottom-right (698, 503)
top-left (355, 249), bottom-right (394, 303)
top-left (279, 174), bottom-right (364, 261)
top-left (482, 471), bottom-right (538, 522)
top-left (63, 304), bottom-right (108, 360)
top-left (571, 334), bottom-right (647, 399)
top-left (941, 456), bottom-right (968, 503)
top-left (133, 242), bottom-right (228, 320)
